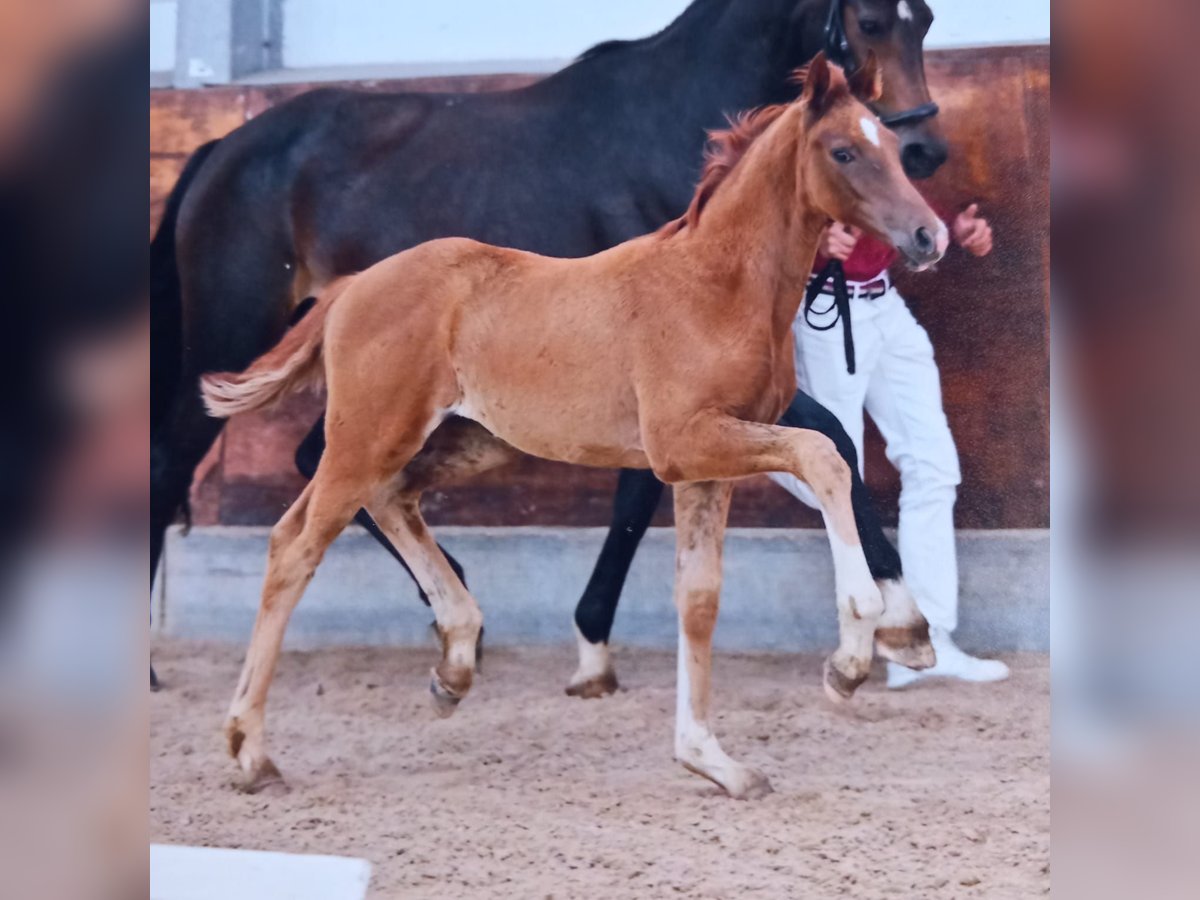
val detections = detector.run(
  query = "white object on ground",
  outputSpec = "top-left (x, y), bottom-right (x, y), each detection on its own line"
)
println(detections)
top-left (150, 844), bottom-right (371, 900)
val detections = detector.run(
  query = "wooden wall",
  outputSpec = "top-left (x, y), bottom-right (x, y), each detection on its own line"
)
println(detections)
top-left (150, 45), bottom-right (1049, 530)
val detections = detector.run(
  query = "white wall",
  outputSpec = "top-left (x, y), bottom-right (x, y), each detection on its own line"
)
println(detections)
top-left (151, 0), bottom-right (1050, 78)
top-left (927, 0), bottom-right (1049, 49)
top-left (150, 0), bottom-right (178, 73)
top-left (281, 0), bottom-right (681, 69)
top-left (280, 0), bottom-right (1049, 70)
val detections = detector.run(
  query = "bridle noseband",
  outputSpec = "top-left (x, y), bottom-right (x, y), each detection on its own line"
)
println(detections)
top-left (822, 0), bottom-right (940, 128)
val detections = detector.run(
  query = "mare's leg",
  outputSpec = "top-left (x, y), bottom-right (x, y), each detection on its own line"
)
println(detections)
top-left (775, 392), bottom-right (933, 670)
top-left (567, 468), bottom-right (665, 698)
top-left (295, 413), bottom-right (467, 602)
top-left (365, 418), bottom-right (519, 714)
top-left (673, 481), bottom-right (772, 798)
top-left (648, 414), bottom-right (882, 701)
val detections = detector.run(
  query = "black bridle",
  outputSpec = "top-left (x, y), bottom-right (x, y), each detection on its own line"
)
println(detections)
top-left (822, 0), bottom-right (940, 129)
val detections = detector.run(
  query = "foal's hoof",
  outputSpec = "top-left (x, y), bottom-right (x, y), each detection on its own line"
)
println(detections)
top-left (727, 766), bottom-right (774, 801)
top-left (875, 624), bottom-right (936, 670)
top-left (428, 621), bottom-right (486, 673)
top-left (429, 670), bottom-right (464, 718)
top-left (239, 758), bottom-right (287, 795)
top-left (565, 668), bottom-right (619, 699)
top-left (823, 656), bottom-right (868, 704)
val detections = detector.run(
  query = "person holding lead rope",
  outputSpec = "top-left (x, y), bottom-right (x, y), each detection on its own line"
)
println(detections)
top-left (773, 202), bottom-right (1010, 687)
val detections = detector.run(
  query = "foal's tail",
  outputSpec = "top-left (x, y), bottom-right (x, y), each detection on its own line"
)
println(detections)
top-left (200, 277), bottom-right (353, 418)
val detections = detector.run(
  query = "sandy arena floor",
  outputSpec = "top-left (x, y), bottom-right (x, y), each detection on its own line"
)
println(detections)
top-left (150, 640), bottom-right (1049, 899)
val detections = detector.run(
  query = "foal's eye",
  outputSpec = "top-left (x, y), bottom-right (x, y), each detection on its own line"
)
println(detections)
top-left (859, 19), bottom-right (886, 37)
top-left (831, 148), bottom-right (855, 164)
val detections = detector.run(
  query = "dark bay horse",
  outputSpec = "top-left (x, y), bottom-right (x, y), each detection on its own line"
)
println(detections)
top-left (202, 55), bottom-right (941, 796)
top-left (151, 0), bottom-right (945, 688)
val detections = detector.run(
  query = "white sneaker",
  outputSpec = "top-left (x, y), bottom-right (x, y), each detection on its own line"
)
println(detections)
top-left (887, 628), bottom-right (1010, 689)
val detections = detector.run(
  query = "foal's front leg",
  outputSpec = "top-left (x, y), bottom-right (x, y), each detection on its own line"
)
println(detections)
top-left (649, 414), bottom-right (884, 700)
top-left (672, 481), bottom-right (772, 799)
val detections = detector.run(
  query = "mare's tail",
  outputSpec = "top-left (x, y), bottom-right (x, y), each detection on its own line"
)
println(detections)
top-left (200, 277), bottom-right (353, 418)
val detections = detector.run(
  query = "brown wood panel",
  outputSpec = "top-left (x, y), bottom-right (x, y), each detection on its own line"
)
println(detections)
top-left (153, 46), bottom-right (1049, 530)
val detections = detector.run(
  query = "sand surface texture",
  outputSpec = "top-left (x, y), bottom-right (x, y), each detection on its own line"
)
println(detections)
top-left (151, 640), bottom-right (1049, 899)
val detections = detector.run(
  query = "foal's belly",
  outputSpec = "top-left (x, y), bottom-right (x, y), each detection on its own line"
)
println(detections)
top-left (452, 389), bottom-right (649, 470)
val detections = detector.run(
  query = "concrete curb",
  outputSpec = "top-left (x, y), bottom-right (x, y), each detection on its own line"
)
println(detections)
top-left (156, 525), bottom-right (1049, 652)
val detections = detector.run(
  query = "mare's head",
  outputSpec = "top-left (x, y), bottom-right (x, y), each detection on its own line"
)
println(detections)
top-left (799, 52), bottom-right (946, 269)
top-left (759, 0), bottom-right (948, 178)
top-left (834, 0), bottom-right (946, 178)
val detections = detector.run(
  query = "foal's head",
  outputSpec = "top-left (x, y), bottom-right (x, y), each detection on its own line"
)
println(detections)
top-left (799, 52), bottom-right (947, 270)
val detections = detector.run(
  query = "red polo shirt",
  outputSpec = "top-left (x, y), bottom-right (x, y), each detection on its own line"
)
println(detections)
top-left (814, 204), bottom-right (953, 281)
top-left (813, 232), bottom-right (900, 282)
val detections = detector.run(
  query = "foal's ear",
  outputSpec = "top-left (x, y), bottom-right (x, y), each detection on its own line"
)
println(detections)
top-left (848, 51), bottom-right (883, 103)
top-left (800, 52), bottom-right (835, 116)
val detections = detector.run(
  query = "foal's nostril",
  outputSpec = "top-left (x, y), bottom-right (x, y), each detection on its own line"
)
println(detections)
top-left (914, 226), bottom-right (934, 255)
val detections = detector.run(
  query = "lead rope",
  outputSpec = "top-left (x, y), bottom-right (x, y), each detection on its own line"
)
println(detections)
top-left (803, 259), bottom-right (856, 374)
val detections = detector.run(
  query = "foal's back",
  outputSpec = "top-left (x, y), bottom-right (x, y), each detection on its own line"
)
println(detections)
top-left (324, 234), bottom-right (693, 469)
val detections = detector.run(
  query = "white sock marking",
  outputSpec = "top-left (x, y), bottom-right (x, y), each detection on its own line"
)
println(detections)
top-left (568, 623), bottom-right (611, 687)
top-left (859, 116), bottom-right (881, 148)
top-left (824, 516), bottom-right (885, 621)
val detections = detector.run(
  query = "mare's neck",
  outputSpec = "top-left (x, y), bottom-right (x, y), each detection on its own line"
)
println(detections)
top-left (686, 110), bottom-right (829, 335)
top-left (549, 0), bottom-right (827, 161)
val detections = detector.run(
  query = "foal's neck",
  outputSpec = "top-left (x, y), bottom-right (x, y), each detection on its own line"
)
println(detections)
top-left (687, 111), bottom-right (828, 334)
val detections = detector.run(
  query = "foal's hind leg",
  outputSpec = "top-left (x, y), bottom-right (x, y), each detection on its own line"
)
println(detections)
top-left (367, 418), bottom-right (520, 716)
top-left (224, 474), bottom-right (362, 791)
top-left (296, 412), bottom-right (469, 603)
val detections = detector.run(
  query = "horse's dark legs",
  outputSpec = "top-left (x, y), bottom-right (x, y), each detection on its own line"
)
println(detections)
top-left (294, 414), bottom-right (467, 604)
top-left (776, 391), bottom-right (933, 670)
top-left (776, 392), bottom-right (901, 581)
top-left (566, 467), bottom-right (665, 698)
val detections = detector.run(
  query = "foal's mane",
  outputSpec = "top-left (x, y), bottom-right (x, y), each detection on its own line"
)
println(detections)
top-left (657, 68), bottom-right (819, 239)
top-left (657, 104), bottom-right (790, 238)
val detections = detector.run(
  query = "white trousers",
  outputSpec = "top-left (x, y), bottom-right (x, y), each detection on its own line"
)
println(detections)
top-left (769, 287), bottom-right (962, 631)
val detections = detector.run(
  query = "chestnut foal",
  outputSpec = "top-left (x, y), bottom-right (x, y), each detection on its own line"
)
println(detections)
top-left (203, 54), bottom-right (943, 799)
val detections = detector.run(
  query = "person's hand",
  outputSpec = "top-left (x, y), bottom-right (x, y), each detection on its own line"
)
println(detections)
top-left (820, 222), bottom-right (861, 261)
top-left (952, 203), bottom-right (993, 257)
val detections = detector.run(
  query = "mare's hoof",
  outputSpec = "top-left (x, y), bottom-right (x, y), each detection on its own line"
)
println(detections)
top-left (823, 657), bottom-right (867, 704)
top-left (429, 671), bottom-right (464, 718)
top-left (150, 664), bottom-right (162, 692)
top-left (565, 668), bottom-right (619, 699)
top-left (239, 758), bottom-right (287, 795)
top-left (875, 624), bottom-right (936, 670)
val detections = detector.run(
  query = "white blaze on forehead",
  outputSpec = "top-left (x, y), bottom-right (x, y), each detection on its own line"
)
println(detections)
top-left (859, 116), bottom-right (881, 147)
top-left (897, 0), bottom-right (914, 22)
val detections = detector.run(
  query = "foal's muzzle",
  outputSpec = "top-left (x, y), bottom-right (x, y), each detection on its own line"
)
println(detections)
top-left (894, 221), bottom-right (948, 272)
